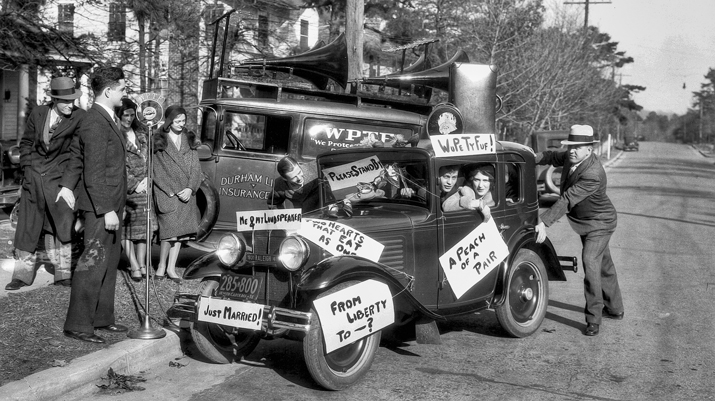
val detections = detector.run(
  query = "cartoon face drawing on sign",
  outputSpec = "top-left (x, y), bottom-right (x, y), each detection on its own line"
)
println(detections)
top-left (437, 112), bottom-right (458, 135)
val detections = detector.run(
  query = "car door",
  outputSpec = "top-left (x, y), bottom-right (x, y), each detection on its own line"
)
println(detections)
top-left (435, 159), bottom-right (500, 313)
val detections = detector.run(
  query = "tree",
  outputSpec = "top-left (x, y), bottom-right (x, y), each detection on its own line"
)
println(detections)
top-left (0, 0), bottom-right (101, 72)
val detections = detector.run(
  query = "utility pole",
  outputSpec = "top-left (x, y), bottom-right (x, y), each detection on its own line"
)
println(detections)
top-left (564, 0), bottom-right (612, 28)
top-left (346, 0), bottom-right (364, 84)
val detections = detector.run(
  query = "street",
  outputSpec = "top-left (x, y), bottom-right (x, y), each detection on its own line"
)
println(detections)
top-left (62, 141), bottom-right (715, 401)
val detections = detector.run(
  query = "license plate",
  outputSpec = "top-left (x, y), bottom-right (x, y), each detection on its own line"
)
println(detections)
top-left (245, 253), bottom-right (279, 263)
top-left (197, 296), bottom-right (264, 330)
top-left (214, 273), bottom-right (263, 302)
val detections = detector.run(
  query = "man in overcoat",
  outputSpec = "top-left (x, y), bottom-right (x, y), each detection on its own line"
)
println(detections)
top-left (5, 77), bottom-right (85, 290)
top-left (58, 67), bottom-right (128, 343)
top-left (534, 124), bottom-right (624, 336)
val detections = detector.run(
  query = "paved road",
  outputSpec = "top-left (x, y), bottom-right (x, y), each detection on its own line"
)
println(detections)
top-left (58, 142), bottom-right (715, 400)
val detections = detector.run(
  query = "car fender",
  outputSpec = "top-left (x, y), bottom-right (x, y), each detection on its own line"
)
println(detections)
top-left (491, 227), bottom-right (565, 307)
top-left (182, 252), bottom-right (227, 280)
top-left (298, 256), bottom-right (445, 322)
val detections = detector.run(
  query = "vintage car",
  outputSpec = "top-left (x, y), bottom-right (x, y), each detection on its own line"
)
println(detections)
top-left (531, 130), bottom-right (567, 195)
top-left (168, 22), bottom-right (575, 390)
top-left (169, 142), bottom-right (577, 390)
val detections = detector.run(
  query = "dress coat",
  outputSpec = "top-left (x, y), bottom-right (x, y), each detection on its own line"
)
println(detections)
top-left (152, 129), bottom-right (202, 240)
top-left (14, 103), bottom-right (86, 252)
top-left (537, 150), bottom-right (617, 234)
top-left (123, 127), bottom-right (157, 240)
top-left (61, 104), bottom-right (127, 215)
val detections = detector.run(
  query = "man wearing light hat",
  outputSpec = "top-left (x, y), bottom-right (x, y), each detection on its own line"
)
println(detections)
top-left (5, 77), bottom-right (86, 290)
top-left (534, 124), bottom-right (623, 336)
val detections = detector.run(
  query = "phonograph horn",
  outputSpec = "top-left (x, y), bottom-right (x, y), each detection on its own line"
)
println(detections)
top-left (361, 49), bottom-right (470, 92)
top-left (237, 33), bottom-right (348, 90)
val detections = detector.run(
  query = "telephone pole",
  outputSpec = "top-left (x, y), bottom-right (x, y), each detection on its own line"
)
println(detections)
top-left (564, 0), bottom-right (612, 28)
top-left (346, 0), bottom-right (364, 83)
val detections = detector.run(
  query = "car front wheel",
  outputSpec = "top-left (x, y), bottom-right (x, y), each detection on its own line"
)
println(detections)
top-left (495, 249), bottom-right (548, 337)
top-left (303, 281), bottom-right (381, 390)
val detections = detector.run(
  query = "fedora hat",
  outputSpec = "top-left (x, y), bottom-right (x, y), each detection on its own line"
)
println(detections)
top-left (561, 124), bottom-right (599, 145)
top-left (49, 77), bottom-right (82, 100)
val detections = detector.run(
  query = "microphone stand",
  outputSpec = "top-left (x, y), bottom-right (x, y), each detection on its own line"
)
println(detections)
top-left (128, 120), bottom-right (166, 340)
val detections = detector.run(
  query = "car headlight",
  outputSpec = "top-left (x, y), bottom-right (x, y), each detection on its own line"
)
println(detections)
top-left (216, 233), bottom-right (245, 266)
top-left (279, 236), bottom-right (310, 272)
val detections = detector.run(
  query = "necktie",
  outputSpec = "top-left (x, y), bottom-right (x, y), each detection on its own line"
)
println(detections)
top-left (45, 115), bottom-right (61, 145)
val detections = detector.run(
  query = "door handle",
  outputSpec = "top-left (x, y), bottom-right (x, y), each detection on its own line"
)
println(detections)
top-left (499, 224), bottom-right (510, 231)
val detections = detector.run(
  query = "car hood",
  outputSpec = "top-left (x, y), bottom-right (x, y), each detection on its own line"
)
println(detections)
top-left (303, 204), bottom-right (428, 235)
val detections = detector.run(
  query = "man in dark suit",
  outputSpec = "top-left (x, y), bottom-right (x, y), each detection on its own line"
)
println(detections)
top-left (58, 67), bottom-right (128, 343)
top-left (5, 77), bottom-right (85, 291)
top-left (535, 124), bottom-right (624, 337)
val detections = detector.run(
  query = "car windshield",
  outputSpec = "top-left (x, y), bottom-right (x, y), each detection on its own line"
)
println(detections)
top-left (317, 150), bottom-right (430, 210)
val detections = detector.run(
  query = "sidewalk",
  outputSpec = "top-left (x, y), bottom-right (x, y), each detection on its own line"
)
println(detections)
top-left (0, 328), bottom-right (184, 401)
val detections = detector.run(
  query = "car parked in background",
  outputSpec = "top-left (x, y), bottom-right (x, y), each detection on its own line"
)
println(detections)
top-left (0, 141), bottom-right (21, 226)
top-left (531, 131), bottom-right (567, 195)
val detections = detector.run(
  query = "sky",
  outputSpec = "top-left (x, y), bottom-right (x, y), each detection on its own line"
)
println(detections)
top-left (546, 0), bottom-right (715, 116)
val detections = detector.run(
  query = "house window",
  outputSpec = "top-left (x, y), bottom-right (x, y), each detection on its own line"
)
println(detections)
top-left (57, 3), bottom-right (75, 35)
top-left (204, 4), bottom-right (225, 23)
top-left (257, 15), bottom-right (268, 48)
top-left (299, 19), bottom-right (308, 50)
top-left (108, 2), bottom-right (126, 42)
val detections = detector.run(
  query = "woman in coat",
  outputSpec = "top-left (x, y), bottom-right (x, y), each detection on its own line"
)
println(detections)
top-left (152, 105), bottom-right (202, 282)
top-left (119, 98), bottom-right (156, 281)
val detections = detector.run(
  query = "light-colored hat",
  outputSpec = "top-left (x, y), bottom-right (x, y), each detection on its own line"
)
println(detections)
top-left (561, 124), bottom-right (599, 145)
top-left (49, 77), bottom-right (82, 100)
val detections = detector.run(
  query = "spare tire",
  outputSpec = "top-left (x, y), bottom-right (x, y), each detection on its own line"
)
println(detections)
top-left (195, 174), bottom-right (219, 242)
top-left (544, 165), bottom-right (562, 194)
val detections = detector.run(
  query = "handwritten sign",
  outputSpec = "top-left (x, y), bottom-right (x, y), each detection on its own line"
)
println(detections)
top-left (321, 156), bottom-right (384, 191)
top-left (431, 134), bottom-right (496, 157)
top-left (236, 209), bottom-right (302, 231)
top-left (313, 280), bottom-right (394, 353)
top-left (438, 218), bottom-right (509, 299)
top-left (298, 219), bottom-right (384, 262)
top-left (196, 296), bottom-right (263, 330)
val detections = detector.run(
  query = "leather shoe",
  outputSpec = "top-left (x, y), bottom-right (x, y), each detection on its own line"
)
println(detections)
top-left (603, 309), bottom-right (624, 320)
top-left (96, 324), bottom-right (128, 333)
top-left (585, 323), bottom-right (600, 336)
top-left (54, 279), bottom-right (72, 287)
top-left (64, 330), bottom-right (106, 344)
top-left (5, 279), bottom-right (28, 290)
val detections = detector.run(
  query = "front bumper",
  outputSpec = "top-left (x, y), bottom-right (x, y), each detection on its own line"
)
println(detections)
top-left (167, 292), bottom-right (313, 333)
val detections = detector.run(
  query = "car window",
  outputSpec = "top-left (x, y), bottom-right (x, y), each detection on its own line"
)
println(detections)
top-left (200, 107), bottom-right (217, 149)
top-left (319, 153), bottom-right (428, 209)
top-left (505, 162), bottom-right (521, 205)
top-left (221, 112), bottom-right (291, 154)
top-left (438, 163), bottom-right (497, 213)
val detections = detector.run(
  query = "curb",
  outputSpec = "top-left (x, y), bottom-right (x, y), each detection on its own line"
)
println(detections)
top-left (0, 328), bottom-right (182, 401)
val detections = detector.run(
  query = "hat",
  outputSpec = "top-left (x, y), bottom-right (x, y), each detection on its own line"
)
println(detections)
top-left (561, 124), bottom-right (599, 145)
top-left (161, 105), bottom-right (187, 132)
top-left (49, 77), bottom-right (82, 100)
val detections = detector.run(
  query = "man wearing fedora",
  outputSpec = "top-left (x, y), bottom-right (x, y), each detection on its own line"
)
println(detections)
top-left (5, 77), bottom-right (86, 291)
top-left (534, 124), bottom-right (624, 336)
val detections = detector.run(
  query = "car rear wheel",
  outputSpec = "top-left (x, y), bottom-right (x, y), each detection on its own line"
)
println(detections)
top-left (190, 278), bottom-right (261, 364)
top-left (303, 281), bottom-right (381, 390)
top-left (495, 249), bottom-right (548, 338)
